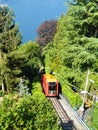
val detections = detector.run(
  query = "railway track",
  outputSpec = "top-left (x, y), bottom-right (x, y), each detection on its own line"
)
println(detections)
top-left (49, 97), bottom-right (77, 130)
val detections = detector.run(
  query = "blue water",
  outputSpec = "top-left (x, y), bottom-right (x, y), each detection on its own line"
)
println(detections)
top-left (0, 0), bottom-right (67, 43)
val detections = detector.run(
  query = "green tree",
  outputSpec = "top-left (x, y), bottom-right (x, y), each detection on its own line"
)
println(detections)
top-left (0, 5), bottom-right (21, 93)
top-left (6, 41), bottom-right (41, 91)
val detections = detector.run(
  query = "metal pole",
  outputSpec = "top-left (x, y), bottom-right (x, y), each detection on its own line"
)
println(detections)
top-left (83, 70), bottom-right (90, 110)
top-left (85, 70), bottom-right (90, 91)
top-left (80, 70), bottom-right (90, 115)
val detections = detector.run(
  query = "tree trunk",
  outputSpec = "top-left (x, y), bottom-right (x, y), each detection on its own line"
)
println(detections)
top-left (2, 83), bottom-right (4, 93)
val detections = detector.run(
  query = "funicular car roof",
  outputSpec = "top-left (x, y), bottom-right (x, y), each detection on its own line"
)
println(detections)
top-left (44, 74), bottom-right (57, 82)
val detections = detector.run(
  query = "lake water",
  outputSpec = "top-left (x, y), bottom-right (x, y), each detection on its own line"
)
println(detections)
top-left (0, 0), bottom-right (67, 43)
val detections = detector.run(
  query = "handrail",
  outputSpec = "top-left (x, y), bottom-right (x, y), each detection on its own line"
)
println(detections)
top-left (74, 111), bottom-right (90, 130)
top-left (60, 93), bottom-right (90, 130)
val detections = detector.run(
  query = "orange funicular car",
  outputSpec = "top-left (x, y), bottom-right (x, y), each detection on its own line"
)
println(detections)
top-left (42, 74), bottom-right (59, 97)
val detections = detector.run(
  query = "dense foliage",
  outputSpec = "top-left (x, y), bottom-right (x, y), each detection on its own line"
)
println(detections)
top-left (6, 41), bottom-right (41, 91)
top-left (91, 103), bottom-right (98, 129)
top-left (0, 82), bottom-right (59, 130)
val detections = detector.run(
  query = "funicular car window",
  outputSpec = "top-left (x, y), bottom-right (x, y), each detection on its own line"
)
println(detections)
top-left (49, 82), bottom-right (56, 94)
top-left (49, 82), bottom-right (56, 86)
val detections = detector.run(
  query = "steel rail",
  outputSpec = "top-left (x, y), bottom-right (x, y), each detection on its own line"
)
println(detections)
top-left (49, 97), bottom-right (77, 130)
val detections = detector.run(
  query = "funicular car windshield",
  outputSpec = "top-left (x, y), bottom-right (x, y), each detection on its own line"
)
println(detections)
top-left (48, 82), bottom-right (56, 94)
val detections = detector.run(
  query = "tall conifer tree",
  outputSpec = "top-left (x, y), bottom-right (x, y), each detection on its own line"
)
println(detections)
top-left (0, 5), bottom-right (21, 92)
